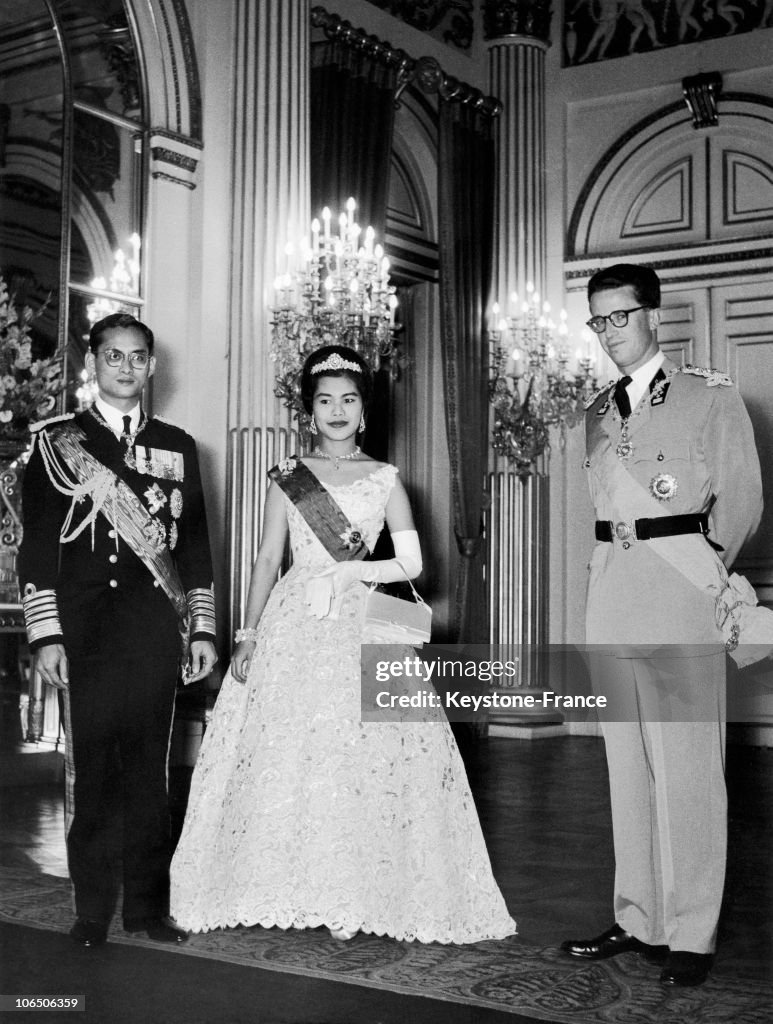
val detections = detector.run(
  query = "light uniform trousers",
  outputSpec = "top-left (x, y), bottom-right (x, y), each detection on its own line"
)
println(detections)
top-left (591, 651), bottom-right (727, 954)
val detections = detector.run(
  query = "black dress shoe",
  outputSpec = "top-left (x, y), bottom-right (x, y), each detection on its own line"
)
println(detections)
top-left (124, 916), bottom-right (188, 944)
top-left (561, 922), bottom-right (668, 961)
top-left (70, 918), bottom-right (108, 947)
top-left (660, 951), bottom-right (712, 987)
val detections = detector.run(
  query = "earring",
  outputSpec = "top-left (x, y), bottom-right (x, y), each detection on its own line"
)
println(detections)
top-left (309, 414), bottom-right (318, 435)
top-left (359, 412), bottom-right (366, 433)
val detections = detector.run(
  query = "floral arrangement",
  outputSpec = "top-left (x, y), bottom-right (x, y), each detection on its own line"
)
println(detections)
top-left (0, 274), bottom-right (63, 439)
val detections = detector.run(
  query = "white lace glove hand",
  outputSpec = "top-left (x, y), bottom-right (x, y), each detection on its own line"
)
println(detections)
top-left (305, 561), bottom-right (364, 619)
top-left (304, 531), bottom-right (423, 620)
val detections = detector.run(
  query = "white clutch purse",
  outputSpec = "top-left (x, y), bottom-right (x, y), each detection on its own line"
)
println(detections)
top-left (363, 561), bottom-right (432, 648)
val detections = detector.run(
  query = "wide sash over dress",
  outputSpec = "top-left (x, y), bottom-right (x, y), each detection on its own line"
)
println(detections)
top-left (170, 462), bottom-right (515, 943)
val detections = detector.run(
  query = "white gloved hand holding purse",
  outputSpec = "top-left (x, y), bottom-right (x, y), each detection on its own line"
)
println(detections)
top-left (304, 530), bottom-right (422, 619)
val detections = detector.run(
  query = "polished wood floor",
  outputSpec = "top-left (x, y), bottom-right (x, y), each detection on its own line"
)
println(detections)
top-left (0, 733), bottom-right (771, 1021)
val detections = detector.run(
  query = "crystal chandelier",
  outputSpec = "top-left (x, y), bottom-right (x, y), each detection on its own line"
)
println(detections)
top-left (270, 198), bottom-right (398, 425)
top-left (488, 284), bottom-right (598, 475)
top-left (85, 233), bottom-right (142, 325)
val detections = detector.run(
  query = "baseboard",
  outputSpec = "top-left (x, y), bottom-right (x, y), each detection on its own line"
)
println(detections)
top-left (488, 720), bottom-right (773, 745)
top-left (728, 723), bottom-right (773, 747)
top-left (488, 722), bottom-right (568, 740)
top-left (0, 745), bottom-right (64, 786)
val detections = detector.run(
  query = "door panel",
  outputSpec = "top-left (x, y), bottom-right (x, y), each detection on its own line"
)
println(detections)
top-left (657, 287), bottom-right (709, 366)
top-left (711, 281), bottom-right (773, 582)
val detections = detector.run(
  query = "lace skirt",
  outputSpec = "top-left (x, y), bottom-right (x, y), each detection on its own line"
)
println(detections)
top-left (170, 566), bottom-right (516, 943)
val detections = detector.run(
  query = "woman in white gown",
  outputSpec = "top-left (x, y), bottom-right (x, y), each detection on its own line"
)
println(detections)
top-left (170, 345), bottom-right (515, 944)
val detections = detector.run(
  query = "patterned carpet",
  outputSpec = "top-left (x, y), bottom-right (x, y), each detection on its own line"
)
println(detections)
top-left (1, 866), bottom-right (771, 1024)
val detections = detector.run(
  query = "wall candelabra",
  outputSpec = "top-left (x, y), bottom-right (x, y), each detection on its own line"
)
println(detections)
top-left (488, 284), bottom-right (597, 475)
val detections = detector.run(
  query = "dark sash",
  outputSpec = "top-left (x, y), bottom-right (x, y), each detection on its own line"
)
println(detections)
top-left (37, 423), bottom-right (189, 624)
top-left (269, 459), bottom-right (368, 562)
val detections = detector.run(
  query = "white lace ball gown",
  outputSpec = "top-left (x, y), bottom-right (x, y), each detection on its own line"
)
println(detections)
top-left (170, 465), bottom-right (515, 943)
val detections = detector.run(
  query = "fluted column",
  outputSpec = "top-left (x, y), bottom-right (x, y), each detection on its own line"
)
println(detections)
top-left (484, 2), bottom-right (556, 713)
top-left (228, 0), bottom-right (309, 432)
top-left (485, 0), bottom-right (549, 302)
top-left (227, 0), bottom-right (309, 635)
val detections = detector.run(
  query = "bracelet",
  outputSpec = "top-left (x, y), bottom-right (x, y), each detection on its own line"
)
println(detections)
top-left (234, 627), bottom-right (259, 643)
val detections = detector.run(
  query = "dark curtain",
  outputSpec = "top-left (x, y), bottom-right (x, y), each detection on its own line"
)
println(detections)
top-left (438, 101), bottom-right (496, 643)
top-left (309, 39), bottom-right (398, 462)
top-left (310, 40), bottom-right (397, 239)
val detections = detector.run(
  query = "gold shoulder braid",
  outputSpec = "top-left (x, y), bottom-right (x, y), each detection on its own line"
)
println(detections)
top-left (36, 424), bottom-right (190, 650)
top-left (679, 365), bottom-right (734, 387)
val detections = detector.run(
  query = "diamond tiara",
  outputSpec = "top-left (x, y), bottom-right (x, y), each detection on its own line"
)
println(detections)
top-left (310, 353), bottom-right (361, 375)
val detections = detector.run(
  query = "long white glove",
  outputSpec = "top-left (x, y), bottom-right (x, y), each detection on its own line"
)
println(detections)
top-left (304, 530), bottom-right (422, 619)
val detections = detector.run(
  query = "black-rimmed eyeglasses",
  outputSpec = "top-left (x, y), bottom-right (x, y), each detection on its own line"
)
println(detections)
top-left (586, 306), bottom-right (647, 334)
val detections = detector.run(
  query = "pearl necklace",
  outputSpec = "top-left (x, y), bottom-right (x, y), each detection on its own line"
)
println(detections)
top-left (309, 445), bottom-right (361, 471)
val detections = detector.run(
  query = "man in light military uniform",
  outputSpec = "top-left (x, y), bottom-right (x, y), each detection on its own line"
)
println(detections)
top-left (18, 313), bottom-right (217, 948)
top-left (561, 264), bottom-right (762, 986)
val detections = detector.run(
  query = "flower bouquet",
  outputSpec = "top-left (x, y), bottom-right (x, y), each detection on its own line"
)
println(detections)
top-left (0, 273), bottom-right (63, 441)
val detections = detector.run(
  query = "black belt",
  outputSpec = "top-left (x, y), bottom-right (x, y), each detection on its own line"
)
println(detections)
top-left (595, 513), bottom-right (711, 543)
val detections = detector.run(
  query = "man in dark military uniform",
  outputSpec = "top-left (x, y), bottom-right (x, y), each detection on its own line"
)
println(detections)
top-left (561, 264), bottom-right (762, 986)
top-left (18, 313), bottom-right (217, 947)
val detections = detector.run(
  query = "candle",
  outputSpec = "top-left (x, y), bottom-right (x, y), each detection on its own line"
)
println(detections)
top-left (489, 302), bottom-right (500, 335)
top-left (322, 207), bottom-right (331, 241)
top-left (129, 233), bottom-right (141, 292)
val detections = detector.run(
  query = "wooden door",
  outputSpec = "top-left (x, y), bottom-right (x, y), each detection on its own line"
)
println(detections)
top-left (710, 280), bottom-right (773, 593)
top-left (660, 278), bottom-right (773, 727)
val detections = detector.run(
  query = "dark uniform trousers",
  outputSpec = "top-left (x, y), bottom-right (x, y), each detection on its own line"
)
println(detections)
top-left (62, 575), bottom-right (181, 923)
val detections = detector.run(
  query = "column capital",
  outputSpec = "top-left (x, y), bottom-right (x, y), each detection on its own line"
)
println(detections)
top-left (149, 131), bottom-right (202, 190)
top-left (483, 1), bottom-right (552, 46)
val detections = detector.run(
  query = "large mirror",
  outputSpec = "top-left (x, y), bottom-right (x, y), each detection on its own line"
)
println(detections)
top-left (0, 0), bottom-right (146, 413)
top-left (0, 0), bottom-right (64, 364)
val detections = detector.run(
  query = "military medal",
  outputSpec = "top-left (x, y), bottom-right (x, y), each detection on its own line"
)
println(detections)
top-left (122, 428), bottom-right (146, 471)
top-left (650, 472), bottom-right (678, 501)
top-left (616, 422), bottom-right (633, 460)
top-left (88, 406), bottom-right (147, 469)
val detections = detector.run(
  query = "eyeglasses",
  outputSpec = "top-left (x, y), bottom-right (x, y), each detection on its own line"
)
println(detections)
top-left (100, 348), bottom-right (150, 368)
top-left (586, 306), bottom-right (647, 334)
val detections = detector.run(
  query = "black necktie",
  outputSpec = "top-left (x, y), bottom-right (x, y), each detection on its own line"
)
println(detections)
top-left (122, 415), bottom-right (132, 438)
top-left (614, 376), bottom-right (632, 418)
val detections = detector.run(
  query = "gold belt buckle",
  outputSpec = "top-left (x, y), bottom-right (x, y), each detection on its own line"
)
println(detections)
top-left (614, 520), bottom-right (636, 542)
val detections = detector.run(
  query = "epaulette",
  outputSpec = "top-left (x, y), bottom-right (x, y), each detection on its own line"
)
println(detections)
top-left (583, 380), bottom-right (615, 411)
top-left (153, 414), bottom-right (186, 430)
top-left (679, 364), bottom-right (734, 387)
top-left (151, 415), bottom-right (193, 438)
top-left (30, 412), bottom-right (74, 433)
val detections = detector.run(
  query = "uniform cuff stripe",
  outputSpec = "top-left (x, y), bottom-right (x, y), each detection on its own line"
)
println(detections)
top-left (22, 590), bottom-right (63, 645)
top-left (188, 586), bottom-right (216, 637)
